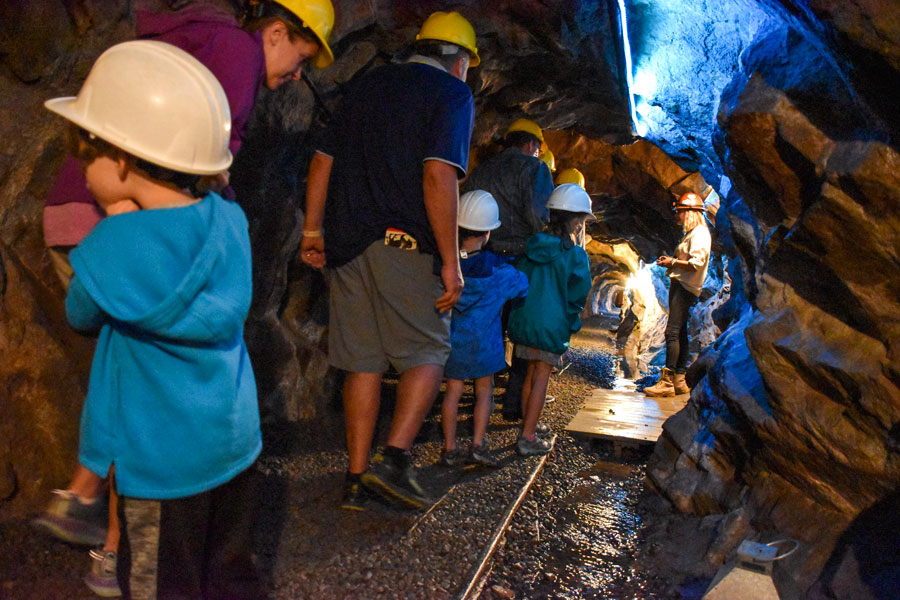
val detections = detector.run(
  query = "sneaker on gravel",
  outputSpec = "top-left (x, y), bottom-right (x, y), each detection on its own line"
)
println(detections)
top-left (467, 442), bottom-right (497, 468)
top-left (535, 422), bottom-right (552, 438)
top-left (516, 436), bottom-right (552, 456)
top-left (340, 477), bottom-right (369, 512)
top-left (84, 549), bottom-right (120, 597)
top-left (32, 489), bottom-right (108, 546)
top-left (361, 454), bottom-right (429, 510)
top-left (438, 448), bottom-right (467, 467)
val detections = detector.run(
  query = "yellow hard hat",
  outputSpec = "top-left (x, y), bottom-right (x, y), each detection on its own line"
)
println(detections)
top-left (556, 168), bottom-right (585, 188)
top-left (274, 0), bottom-right (335, 68)
top-left (540, 148), bottom-right (555, 171)
top-left (505, 118), bottom-right (543, 143)
top-left (416, 11), bottom-right (480, 67)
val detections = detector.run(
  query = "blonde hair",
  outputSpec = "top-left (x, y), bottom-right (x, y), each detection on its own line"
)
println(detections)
top-left (682, 209), bottom-right (706, 232)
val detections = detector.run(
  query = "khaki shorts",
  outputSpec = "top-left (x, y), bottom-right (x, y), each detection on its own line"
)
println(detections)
top-left (514, 343), bottom-right (563, 369)
top-left (327, 239), bottom-right (450, 374)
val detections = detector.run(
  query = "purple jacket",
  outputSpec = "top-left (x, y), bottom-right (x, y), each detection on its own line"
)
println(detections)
top-left (44, 4), bottom-right (265, 247)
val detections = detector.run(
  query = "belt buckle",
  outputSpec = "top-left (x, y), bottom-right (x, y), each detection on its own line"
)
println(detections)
top-left (385, 228), bottom-right (417, 250)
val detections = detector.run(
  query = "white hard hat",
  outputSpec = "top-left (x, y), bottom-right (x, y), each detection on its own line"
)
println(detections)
top-left (45, 40), bottom-right (232, 175)
top-left (546, 183), bottom-right (595, 219)
top-left (458, 190), bottom-right (501, 231)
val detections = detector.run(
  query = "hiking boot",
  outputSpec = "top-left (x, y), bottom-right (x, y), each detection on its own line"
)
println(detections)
top-left (32, 489), bottom-right (107, 546)
top-left (673, 372), bottom-right (691, 396)
top-left (439, 448), bottom-right (467, 467)
top-left (340, 476), bottom-right (369, 512)
top-left (516, 436), bottom-right (552, 457)
top-left (468, 442), bottom-right (497, 468)
top-left (643, 368), bottom-right (675, 398)
top-left (84, 549), bottom-right (121, 597)
top-left (361, 453), bottom-right (429, 510)
top-left (535, 422), bottom-right (552, 438)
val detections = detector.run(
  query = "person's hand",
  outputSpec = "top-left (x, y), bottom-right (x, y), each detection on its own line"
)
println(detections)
top-left (435, 262), bottom-right (463, 313)
top-left (657, 255), bottom-right (674, 268)
top-left (300, 235), bottom-right (326, 269)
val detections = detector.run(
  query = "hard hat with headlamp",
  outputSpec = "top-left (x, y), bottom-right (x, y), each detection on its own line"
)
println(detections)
top-left (673, 192), bottom-right (705, 212)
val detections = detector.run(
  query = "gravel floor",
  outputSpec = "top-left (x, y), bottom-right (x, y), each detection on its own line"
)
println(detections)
top-left (0, 337), bottom-right (677, 599)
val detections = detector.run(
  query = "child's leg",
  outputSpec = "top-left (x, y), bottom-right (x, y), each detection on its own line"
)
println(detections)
top-left (105, 467), bottom-right (120, 552)
top-left (521, 361), bottom-right (553, 440)
top-left (117, 468), bottom-right (261, 599)
top-left (472, 375), bottom-right (494, 448)
top-left (69, 464), bottom-right (105, 500)
top-left (441, 379), bottom-right (465, 451)
top-left (520, 360), bottom-right (536, 425)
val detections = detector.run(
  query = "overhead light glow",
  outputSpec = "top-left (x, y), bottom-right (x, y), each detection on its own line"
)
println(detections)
top-left (617, 0), bottom-right (639, 135)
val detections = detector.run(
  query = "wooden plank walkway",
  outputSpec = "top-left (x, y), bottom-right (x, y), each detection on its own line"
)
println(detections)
top-left (565, 379), bottom-right (688, 447)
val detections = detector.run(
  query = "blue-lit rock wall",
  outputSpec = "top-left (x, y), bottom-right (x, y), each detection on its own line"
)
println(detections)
top-left (642, 0), bottom-right (900, 594)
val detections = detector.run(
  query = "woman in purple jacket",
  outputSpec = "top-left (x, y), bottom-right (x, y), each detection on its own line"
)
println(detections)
top-left (34, 1), bottom-right (335, 595)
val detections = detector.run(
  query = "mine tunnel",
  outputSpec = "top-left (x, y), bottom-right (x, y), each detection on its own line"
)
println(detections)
top-left (1, 0), bottom-right (899, 598)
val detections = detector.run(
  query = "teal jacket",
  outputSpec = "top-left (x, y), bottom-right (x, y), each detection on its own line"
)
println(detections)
top-left (67, 193), bottom-right (261, 499)
top-left (508, 232), bottom-right (592, 354)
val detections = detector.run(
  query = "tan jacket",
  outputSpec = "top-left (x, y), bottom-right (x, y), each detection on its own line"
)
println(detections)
top-left (668, 224), bottom-right (711, 296)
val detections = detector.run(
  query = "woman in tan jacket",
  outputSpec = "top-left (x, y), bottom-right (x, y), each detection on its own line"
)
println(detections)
top-left (644, 192), bottom-right (711, 397)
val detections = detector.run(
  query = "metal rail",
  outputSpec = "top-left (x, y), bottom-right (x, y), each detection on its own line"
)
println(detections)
top-left (456, 435), bottom-right (557, 600)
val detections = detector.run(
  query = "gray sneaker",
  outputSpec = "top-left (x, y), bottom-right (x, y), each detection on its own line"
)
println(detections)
top-left (439, 448), bottom-right (467, 467)
top-left (84, 549), bottom-right (121, 597)
top-left (32, 489), bottom-right (108, 546)
top-left (468, 442), bottom-right (497, 467)
top-left (535, 422), bottom-right (552, 438)
top-left (516, 436), bottom-right (552, 456)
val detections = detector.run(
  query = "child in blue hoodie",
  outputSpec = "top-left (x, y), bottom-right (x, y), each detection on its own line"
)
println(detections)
top-left (440, 191), bottom-right (529, 467)
top-left (508, 184), bottom-right (594, 456)
top-left (44, 41), bottom-right (262, 598)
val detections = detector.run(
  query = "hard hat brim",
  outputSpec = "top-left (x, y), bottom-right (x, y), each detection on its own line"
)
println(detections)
top-left (310, 32), bottom-right (334, 68)
top-left (45, 96), bottom-right (233, 175)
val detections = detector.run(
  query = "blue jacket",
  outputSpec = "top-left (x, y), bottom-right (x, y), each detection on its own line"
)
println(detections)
top-left (67, 193), bottom-right (261, 499)
top-left (445, 251), bottom-right (528, 379)
top-left (508, 233), bottom-right (592, 355)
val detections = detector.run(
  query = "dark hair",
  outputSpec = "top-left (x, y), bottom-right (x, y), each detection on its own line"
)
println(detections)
top-left (544, 209), bottom-right (580, 249)
top-left (413, 40), bottom-right (469, 71)
top-left (458, 226), bottom-right (485, 245)
top-left (504, 130), bottom-right (541, 149)
top-left (245, 3), bottom-right (319, 45)
top-left (69, 126), bottom-right (201, 196)
top-left (67, 126), bottom-right (118, 162)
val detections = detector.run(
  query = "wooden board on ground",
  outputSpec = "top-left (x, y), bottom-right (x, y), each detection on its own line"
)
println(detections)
top-left (565, 384), bottom-right (687, 445)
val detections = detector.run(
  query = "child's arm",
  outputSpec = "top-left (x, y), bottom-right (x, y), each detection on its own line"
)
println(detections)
top-left (65, 276), bottom-right (106, 332)
top-left (566, 250), bottom-right (593, 331)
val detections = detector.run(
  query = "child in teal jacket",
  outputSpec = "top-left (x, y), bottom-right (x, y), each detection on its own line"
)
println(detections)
top-left (508, 184), bottom-right (594, 456)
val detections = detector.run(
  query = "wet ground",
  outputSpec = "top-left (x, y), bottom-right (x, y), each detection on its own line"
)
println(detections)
top-left (0, 320), bottom-right (680, 599)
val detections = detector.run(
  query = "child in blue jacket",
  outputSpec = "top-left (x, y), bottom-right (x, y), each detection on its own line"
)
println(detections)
top-left (441, 191), bottom-right (529, 467)
top-left (508, 184), bottom-right (595, 456)
top-left (44, 41), bottom-right (262, 598)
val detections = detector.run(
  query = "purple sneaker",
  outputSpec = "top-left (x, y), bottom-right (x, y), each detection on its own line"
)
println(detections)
top-left (32, 489), bottom-right (107, 546)
top-left (84, 549), bottom-right (121, 597)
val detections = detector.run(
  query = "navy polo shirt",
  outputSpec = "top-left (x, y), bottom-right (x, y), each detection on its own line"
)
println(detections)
top-left (318, 59), bottom-right (475, 268)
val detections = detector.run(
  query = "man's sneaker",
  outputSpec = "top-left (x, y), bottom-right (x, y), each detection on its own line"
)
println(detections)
top-left (535, 422), bottom-right (552, 438)
top-left (84, 549), bottom-right (121, 597)
top-left (361, 453), bottom-right (429, 510)
top-left (439, 448), bottom-right (467, 467)
top-left (32, 489), bottom-right (107, 546)
top-left (340, 477), bottom-right (369, 512)
top-left (516, 436), bottom-right (552, 456)
top-left (468, 442), bottom-right (497, 468)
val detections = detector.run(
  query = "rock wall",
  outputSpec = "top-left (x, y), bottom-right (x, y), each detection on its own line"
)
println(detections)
top-left (646, 1), bottom-right (900, 593)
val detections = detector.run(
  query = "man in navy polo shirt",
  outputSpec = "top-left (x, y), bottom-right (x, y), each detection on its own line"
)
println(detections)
top-left (300, 11), bottom-right (478, 510)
